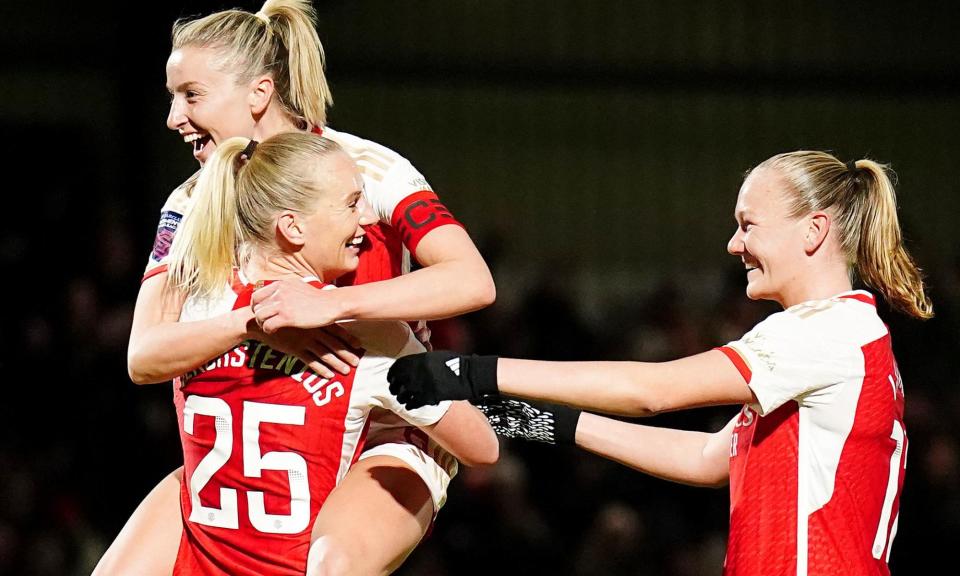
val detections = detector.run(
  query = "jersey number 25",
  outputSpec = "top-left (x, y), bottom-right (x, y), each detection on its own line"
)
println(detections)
top-left (183, 395), bottom-right (310, 535)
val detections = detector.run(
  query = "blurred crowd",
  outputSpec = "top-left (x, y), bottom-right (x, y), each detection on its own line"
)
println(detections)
top-left (1, 219), bottom-right (958, 575)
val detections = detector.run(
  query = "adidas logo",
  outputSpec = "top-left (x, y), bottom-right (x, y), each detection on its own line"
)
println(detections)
top-left (445, 357), bottom-right (461, 376)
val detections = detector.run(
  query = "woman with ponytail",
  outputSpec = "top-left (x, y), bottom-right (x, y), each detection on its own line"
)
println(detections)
top-left (98, 1), bottom-right (496, 575)
top-left (388, 150), bottom-right (931, 575)
top-left (145, 132), bottom-right (495, 575)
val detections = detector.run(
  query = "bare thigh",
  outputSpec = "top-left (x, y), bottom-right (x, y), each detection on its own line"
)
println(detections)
top-left (307, 456), bottom-right (433, 576)
top-left (92, 467), bottom-right (184, 576)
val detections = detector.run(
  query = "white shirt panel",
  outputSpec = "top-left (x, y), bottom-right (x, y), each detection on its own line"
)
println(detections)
top-left (322, 127), bottom-right (434, 224)
top-left (725, 291), bottom-right (886, 417)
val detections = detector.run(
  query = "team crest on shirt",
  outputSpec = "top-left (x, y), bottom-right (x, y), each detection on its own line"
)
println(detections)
top-left (150, 210), bottom-right (182, 262)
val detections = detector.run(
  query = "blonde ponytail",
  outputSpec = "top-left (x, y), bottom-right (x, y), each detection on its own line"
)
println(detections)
top-left (756, 151), bottom-right (933, 319)
top-left (259, 0), bottom-right (332, 128)
top-left (168, 138), bottom-right (250, 299)
top-left (853, 161), bottom-right (933, 319)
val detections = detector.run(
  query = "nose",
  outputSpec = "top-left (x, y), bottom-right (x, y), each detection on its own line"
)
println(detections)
top-left (167, 96), bottom-right (186, 131)
top-left (727, 227), bottom-right (744, 256)
top-left (358, 195), bottom-right (376, 226)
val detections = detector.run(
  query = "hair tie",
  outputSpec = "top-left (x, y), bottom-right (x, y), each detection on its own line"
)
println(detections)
top-left (846, 160), bottom-right (859, 173)
top-left (241, 139), bottom-right (259, 161)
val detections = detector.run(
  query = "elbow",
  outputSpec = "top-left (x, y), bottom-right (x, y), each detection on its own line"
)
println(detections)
top-left (707, 478), bottom-right (730, 489)
top-left (127, 349), bottom-right (148, 384)
top-left (700, 472), bottom-right (730, 489)
top-left (620, 394), bottom-right (667, 418)
top-left (127, 364), bottom-right (153, 386)
top-left (127, 348), bottom-right (161, 385)
top-left (468, 272), bottom-right (496, 312)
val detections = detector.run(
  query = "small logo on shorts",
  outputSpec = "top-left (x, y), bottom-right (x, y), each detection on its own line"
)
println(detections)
top-left (151, 211), bottom-right (182, 262)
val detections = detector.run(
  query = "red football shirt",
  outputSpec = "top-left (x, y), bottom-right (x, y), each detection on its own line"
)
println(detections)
top-left (719, 291), bottom-right (906, 576)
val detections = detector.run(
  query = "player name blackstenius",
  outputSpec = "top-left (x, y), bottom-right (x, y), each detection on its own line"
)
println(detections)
top-left (181, 341), bottom-right (345, 407)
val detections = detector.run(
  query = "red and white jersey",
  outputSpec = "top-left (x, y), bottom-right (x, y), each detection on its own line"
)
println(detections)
top-left (143, 126), bottom-right (464, 284)
top-left (718, 291), bottom-right (906, 576)
top-left (142, 171), bottom-right (199, 283)
top-left (172, 280), bottom-right (450, 576)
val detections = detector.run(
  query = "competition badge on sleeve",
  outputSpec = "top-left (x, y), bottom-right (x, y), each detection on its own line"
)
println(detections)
top-left (151, 211), bottom-right (182, 263)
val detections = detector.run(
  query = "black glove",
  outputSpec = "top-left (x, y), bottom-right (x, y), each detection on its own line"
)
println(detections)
top-left (472, 396), bottom-right (581, 446)
top-left (388, 351), bottom-right (500, 409)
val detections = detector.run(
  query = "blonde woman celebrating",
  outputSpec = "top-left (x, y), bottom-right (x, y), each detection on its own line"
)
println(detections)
top-left (96, 1), bottom-right (496, 574)
top-left (390, 151), bottom-right (932, 576)
top-left (153, 131), bottom-right (495, 575)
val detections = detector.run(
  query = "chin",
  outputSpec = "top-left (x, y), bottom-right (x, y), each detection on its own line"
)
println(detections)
top-left (744, 283), bottom-right (766, 302)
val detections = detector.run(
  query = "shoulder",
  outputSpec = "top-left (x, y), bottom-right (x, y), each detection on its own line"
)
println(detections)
top-left (323, 127), bottom-right (411, 170)
top-left (731, 291), bottom-right (886, 375)
top-left (159, 170), bottom-right (202, 215)
top-left (322, 127), bottom-right (428, 188)
top-left (777, 291), bottom-right (887, 345)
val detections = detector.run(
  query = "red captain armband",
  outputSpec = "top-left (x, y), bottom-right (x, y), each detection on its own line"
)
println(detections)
top-left (390, 191), bottom-right (465, 254)
top-left (716, 346), bottom-right (753, 383)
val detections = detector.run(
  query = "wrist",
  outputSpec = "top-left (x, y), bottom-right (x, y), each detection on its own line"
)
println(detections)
top-left (234, 306), bottom-right (257, 341)
top-left (320, 288), bottom-right (352, 324)
top-left (468, 355), bottom-right (500, 397)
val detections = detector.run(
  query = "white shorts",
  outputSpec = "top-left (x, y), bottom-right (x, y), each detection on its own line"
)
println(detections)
top-left (358, 422), bottom-right (458, 513)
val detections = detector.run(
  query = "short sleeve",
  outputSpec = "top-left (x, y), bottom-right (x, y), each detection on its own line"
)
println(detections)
top-left (376, 161), bottom-right (464, 254)
top-left (143, 174), bottom-right (198, 282)
top-left (322, 128), bottom-right (465, 254)
top-left (350, 320), bottom-right (452, 427)
top-left (720, 310), bottom-right (858, 416)
top-left (367, 158), bottom-right (434, 222)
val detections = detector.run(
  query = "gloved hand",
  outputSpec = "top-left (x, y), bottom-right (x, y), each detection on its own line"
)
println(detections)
top-left (388, 351), bottom-right (499, 408)
top-left (472, 396), bottom-right (581, 446)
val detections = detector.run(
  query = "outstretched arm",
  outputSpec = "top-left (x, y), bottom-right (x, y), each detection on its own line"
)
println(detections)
top-left (389, 349), bottom-right (755, 417)
top-left (473, 395), bottom-right (731, 486)
top-left (496, 350), bottom-right (753, 416)
top-left (575, 412), bottom-right (734, 487)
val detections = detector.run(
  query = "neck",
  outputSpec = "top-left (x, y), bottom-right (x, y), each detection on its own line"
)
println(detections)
top-left (252, 108), bottom-right (302, 141)
top-left (243, 249), bottom-right (326, 284)
top-left (779, 261), bottom-right (853, 308)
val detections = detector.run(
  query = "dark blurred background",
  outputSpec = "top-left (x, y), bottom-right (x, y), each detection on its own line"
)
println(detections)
top-left (2, 1), bottom-right (959, 574)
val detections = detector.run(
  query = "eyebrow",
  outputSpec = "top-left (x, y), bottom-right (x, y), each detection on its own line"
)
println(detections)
top-left (166, 81), bottom-right (203, 94)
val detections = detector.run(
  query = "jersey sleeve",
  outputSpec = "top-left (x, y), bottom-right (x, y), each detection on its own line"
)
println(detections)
top-left (374, 160), bottom-right (464, 254)
top-left (719, 310), bottom-right (860, 416)
top-left (142, 173), bottom-right (198, 282)
top-left (347, 319), bottom-right (452, 426)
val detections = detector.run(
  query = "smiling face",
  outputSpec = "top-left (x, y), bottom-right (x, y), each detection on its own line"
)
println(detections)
top-left (295, 151), bottom-right (373, 281)
top-left (726, 168), bottom-right (811, 308)
top-left (166, 46), bottom-right (258, 164)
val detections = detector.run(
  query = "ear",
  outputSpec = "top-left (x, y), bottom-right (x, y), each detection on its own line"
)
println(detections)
top-left (248, 75), bottom-right (276, 116)
top-left (276, 211), bottom-right (306, 249)
top-left (804, 211), bottom-right (831, 255)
